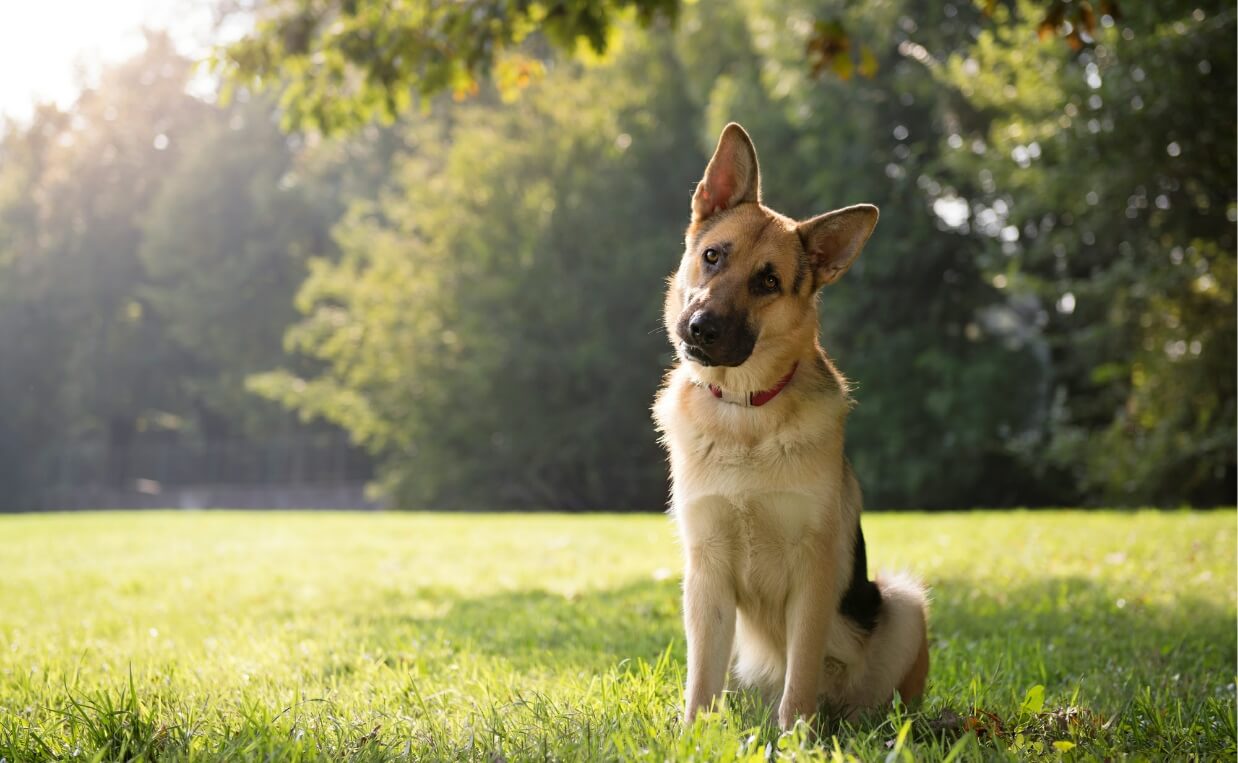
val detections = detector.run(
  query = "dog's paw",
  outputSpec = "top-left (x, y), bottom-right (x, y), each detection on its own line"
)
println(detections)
top-left (777, 699), bottom-right (815, 732)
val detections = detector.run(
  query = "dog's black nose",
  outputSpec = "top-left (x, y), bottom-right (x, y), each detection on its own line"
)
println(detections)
top-left (688, 310), bottom-right (721, 346)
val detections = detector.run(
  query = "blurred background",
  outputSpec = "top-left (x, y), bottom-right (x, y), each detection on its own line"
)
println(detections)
top-left (0, 0), bottom-right (1232, 512)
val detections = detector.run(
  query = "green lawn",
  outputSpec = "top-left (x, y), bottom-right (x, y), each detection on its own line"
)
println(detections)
top-left (0, 510), bottom-right (1233, 761)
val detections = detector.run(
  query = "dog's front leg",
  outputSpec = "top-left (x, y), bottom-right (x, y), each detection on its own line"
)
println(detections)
top-left (683, 543), bottom-right (736, 723)
top-left (679, 495), bottom-right (737, 724)
top-left (779, 535), bottom-right (834, 730)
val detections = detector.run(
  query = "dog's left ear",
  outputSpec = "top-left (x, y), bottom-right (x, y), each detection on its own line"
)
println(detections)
top-left (798, 204), bottom-right (879, 288)
top-left (692, 123), bottom-right (761, 223)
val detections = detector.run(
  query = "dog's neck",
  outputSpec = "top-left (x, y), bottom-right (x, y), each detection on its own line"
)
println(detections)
top-left (687, 336), bottom-right (820, 400)
top-left (703, 362), bottom-right (798, 407)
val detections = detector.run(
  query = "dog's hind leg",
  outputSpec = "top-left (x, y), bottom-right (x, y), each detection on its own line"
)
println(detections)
top-left (842, 572), bottom-right (930, 710)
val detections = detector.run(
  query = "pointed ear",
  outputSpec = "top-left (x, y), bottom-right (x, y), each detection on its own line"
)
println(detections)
top-left (798, 204), bottom-right (879, 288)
top-left (692, 123), bottom-right (761, 223)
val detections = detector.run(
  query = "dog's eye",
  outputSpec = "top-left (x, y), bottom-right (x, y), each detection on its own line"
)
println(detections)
top-left (763, 273), bottom-right (780, 292)
top-left (702, 248), bottom-right (720, 265)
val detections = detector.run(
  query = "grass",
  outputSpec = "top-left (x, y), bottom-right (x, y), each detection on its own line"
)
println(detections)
top-left (0, 509), bottom-right (1233, 761)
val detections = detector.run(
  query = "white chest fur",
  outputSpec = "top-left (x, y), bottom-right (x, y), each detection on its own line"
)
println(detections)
top-left (656, 366), bottom-right (864, 703)
top-left (658, 370), bottom-right (857, 601)
top-left (655, 367), bottom-right (850, 508)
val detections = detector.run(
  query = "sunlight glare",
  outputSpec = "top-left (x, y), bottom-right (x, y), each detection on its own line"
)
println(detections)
top-left (0, 0), bottom-right (218, 122)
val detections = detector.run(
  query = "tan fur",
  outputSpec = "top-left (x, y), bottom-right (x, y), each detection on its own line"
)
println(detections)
top-left (653, 123), bottom-right (929, 729)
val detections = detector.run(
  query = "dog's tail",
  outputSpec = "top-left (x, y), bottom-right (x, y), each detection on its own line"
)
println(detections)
top-left (850, 571), bottom-right (929, 708)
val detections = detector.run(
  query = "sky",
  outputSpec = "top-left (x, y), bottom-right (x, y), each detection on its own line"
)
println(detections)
top-left (0, 0), bottom-right (226, 122)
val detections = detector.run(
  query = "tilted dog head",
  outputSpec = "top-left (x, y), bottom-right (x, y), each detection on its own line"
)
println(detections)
top-left (664, 123), bottom-right (879, 377)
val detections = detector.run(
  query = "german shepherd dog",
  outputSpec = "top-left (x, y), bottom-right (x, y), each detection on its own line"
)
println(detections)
top-left (653, 123), bottom-right (929, 730)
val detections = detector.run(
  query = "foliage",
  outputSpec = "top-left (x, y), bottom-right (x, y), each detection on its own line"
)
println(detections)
top-left (685, 0), bottom-right (1048, 508)
top-left (0, 34), bottom-right (365, 503)
top-left (214, 0), bottom-right (1122, 134)
top-left (0, 34), bottom-right (210, 495)
top-left (0, 2), bottom-right (1232, 510)
top-left (213, 0), bottom-right (679, 133)
top-left (0, 510), bottom-right (1233, 760)
top-left (253, 1), bottom-right (1063, 509)
top-left (936, 1), bottom-right (1236, 504)
top-left (250, 33), bottom-right (700, 509)
top-left (138, 96), bottom-right (334, 435)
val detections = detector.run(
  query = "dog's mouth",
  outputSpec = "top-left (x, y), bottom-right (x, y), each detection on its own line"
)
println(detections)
top-left (680, 342), bottom-right (716, 366)
top-left (679, 340), bottom-right (754, 368)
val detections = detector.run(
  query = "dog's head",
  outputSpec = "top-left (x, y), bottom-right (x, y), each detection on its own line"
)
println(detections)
top-left (665, 123), bottom-right (879, 374)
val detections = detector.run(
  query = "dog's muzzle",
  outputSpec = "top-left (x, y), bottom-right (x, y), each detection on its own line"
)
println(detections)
top-left (677, 309), bottom-right (756, 367)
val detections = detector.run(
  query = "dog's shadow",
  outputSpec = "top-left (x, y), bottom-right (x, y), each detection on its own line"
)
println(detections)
top-left (358, 577), bottom-right (683, 673)
top-left (356, 572), bottom-right (1232, 715)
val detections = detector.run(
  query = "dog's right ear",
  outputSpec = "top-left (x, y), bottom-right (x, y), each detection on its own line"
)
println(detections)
top-left (692, 123), bottom-right (761, 223)
top-left (798, 204), bottom-right (879, 289)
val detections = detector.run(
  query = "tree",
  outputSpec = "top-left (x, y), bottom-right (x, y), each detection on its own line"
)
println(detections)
top-left (139, 95), bottom-right (335, 437)
top-left (214, 0), bottom-right (678, 132)
top-left (4, 1), bottom-right (1227, 509)
top-left (0, 33), bottom-right (209, 491)
top-left (0, 106), bottom-right (77, 501)
top-left (216, 0), bottom-right (1128, 135)
top-left (668, 0), bottom-right (1046, 507)
top-left (250, 30), bottom-right (702, 508)
top-left (249, 0), bottom-right (1048, 510)
top-left (0, 34), bottom-right (373, 504)
top-left (937, 1), bottom-right (1236, 504)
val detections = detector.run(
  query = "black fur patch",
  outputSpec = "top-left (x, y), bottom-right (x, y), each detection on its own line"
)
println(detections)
top-left (791, 252), bottom-right (809, 293)
top-left (838, 521), bottom-right (882, 632)
top-left (749, 263), bottom-right (781, 296)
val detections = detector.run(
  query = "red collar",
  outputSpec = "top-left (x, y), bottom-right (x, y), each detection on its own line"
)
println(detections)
top-left (707, 362), bottom-right (798, 407)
